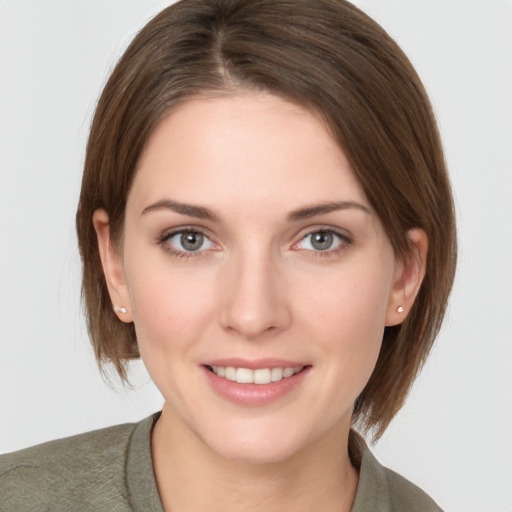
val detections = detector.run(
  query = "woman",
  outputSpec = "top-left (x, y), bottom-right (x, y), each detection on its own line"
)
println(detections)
top-left (0, 0), bottom-right (456, 510)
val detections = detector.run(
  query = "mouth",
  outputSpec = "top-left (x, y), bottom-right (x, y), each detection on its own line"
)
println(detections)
top-left (205, 365), bottom-right (307, 385)
top-left (202, 361), bottom-right (311, 405)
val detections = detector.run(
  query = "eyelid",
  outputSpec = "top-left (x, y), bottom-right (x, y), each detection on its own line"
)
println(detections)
top-left (156, 224), bottom-right (352, 259)
top-left (291, 225), bottom-right (352, 252)
top-left (158, 226), bottom-right (219, 256)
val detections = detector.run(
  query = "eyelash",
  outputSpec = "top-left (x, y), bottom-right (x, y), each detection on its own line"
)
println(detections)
top-left (293, 227), bottom-right (352, 258)
top-left (157, 227), bottom-right (215, 260)
top-left (157, 226), bottom-right (352, 260)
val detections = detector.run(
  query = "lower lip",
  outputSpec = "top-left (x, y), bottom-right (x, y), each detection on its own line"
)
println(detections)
top-left (202, 366), bottom-right (310, 406)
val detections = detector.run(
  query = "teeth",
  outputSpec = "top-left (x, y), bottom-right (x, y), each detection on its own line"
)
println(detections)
top-left (254, 368), bottom-right (271, 384)
top-left (210, 365), bottom-right (303, 384)
top-left (271, 367), bottom-right (283, 381)
top-left (283, 367), bottom-right (295, 378)
top-left (236, 368), bottom-right (253, 384)
top-left (225, 367), bottom-right (236, 381)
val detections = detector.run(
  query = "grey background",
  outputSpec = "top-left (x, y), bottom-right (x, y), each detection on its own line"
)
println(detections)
top-left (1, 1), bottom-right (511, 510)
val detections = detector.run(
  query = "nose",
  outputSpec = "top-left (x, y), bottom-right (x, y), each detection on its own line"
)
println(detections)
top-left (219, 251), bottom-right (291, 340)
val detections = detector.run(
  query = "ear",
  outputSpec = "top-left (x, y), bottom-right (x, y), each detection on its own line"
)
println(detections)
top-left (385, 229), bottom-right (428, 326)
top-left (92, 209), bottom-right (133, 323)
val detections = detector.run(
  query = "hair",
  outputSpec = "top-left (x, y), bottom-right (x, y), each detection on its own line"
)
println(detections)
top-left (76, 0), bottom-right (457, 439)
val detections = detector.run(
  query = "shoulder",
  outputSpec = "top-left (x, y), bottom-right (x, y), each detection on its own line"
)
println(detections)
top-left (350, 430), bottom-right (443, 512)
top-left (384, 466), bottom-right (443, 512)
top-left (0, 418), bottom-right (147, 512)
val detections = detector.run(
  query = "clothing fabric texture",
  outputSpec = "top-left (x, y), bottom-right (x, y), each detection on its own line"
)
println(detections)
top-left (0, 413), bottom-right (442, 511)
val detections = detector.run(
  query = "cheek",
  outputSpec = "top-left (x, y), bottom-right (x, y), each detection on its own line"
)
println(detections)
top-left (302, 260), bottom-right (392, 335)
top-left (299, 260), bottom-right (394, 383)
top-left (125, 259), bottom-right (216, 358)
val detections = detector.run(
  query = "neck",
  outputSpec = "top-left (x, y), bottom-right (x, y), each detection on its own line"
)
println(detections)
top-left (151, 404), bottom-right (359, 512)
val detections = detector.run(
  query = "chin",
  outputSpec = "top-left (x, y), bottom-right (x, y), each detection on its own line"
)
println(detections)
top-left (200, 420), bottom-right (314, 465)
top-left (211, 438), bottom-right (300, 465)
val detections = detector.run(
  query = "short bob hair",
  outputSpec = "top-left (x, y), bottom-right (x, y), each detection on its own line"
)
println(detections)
top-left (77, 0), bottom-right (456, 439)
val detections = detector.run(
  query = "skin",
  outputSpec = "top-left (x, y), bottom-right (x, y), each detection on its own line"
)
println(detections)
top-left (94, 93), bottom-right (427, 512)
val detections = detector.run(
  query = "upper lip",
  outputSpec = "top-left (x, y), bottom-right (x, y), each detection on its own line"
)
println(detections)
top-left (202, 358), bottom-right (308, 370)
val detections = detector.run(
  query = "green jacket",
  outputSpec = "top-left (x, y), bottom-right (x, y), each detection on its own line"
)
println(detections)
top-left (0, 413), bottom-right (442, 511)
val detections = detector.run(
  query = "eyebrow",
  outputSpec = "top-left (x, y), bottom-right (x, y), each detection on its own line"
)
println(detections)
top-left (287, 201), bottom-right (371, 221)
top-left (140, 199), bottom-right (370, 223)
top-left (141, 199), bottom-right (219, 222)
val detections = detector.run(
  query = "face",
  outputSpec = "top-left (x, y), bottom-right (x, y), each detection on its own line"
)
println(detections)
top-left (96, 93), bottom-right (414, 464)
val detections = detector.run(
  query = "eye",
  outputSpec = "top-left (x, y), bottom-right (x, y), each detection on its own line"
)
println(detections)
top-left (163, 229), bottom-right (215, 253)
top-left (296, 229), bottom-right (348, 252)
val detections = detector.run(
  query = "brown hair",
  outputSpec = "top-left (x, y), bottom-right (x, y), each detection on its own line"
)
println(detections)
top-left (76, 0), bottom-right (456, 439)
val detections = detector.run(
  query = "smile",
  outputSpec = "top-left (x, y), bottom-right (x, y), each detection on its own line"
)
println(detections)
top-left (206, 365), bottom-right (304, 385)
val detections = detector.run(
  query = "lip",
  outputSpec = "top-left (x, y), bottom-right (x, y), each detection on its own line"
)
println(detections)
top-left (202, 358), bottom-right (308, 370)
top-left (201, 359), bottom-right (311, 406)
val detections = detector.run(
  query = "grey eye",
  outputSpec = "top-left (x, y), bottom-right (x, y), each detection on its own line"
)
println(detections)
top-left (180, 231), bottom-right (204, 251)
top-left (310, 231), bottom-right (334, 251)
top-left (297, 230), bottom-right (347, 252)
top-left (163, 229), bottom-right (215, 255)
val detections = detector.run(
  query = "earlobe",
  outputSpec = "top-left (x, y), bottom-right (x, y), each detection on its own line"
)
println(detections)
top-left (385, 229), bottom-right (428, 326)
top-left (92, 209), bottom-right (133, 323)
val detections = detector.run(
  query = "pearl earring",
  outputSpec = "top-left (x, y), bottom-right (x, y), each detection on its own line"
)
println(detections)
top-left (114, 306), bottom-right (127, 314)
top-left (396, 306), bottom-right (404, 313)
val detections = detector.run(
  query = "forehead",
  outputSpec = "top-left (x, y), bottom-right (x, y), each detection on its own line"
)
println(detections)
top-left (130, 93), bottom-right (369, 214)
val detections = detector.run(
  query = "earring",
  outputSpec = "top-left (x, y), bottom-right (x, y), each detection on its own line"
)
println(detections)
top-left (396, 306), bottom-right (404, 313)
top-left (114, 306), bottom-right (127, 314)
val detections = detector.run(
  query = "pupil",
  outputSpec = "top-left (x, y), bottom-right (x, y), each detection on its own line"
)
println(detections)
top-left (181, 232), bottom-right (203, 251)
top-left (311, 231), bottom-right (333, 250)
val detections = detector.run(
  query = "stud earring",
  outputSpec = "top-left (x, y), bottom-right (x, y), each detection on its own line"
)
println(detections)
top-left (396, 306), bottom-right (404, 313)
top-left (114, 306), bottom-right (127, 314)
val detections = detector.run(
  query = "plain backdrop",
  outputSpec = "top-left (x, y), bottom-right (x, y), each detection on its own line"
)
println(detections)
top-left (1, 1), bottom-right (511, 511)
